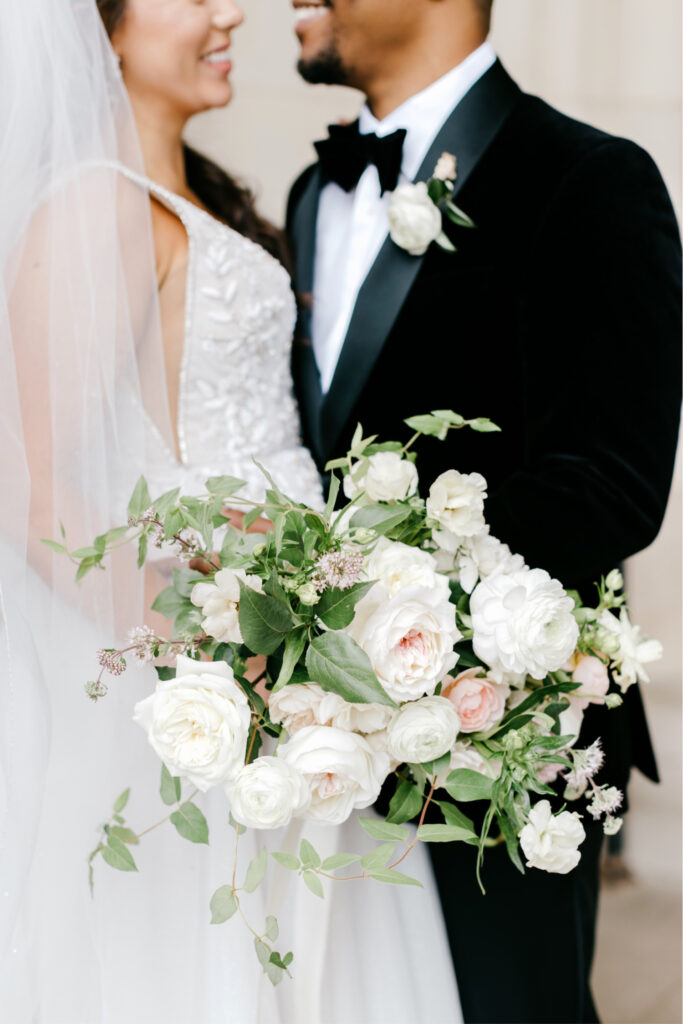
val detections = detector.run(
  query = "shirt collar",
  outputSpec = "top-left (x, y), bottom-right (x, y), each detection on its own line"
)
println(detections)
top-left (358, 40), bottom-right (497, 181)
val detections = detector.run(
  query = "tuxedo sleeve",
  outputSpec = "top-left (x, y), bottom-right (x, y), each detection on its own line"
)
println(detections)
top-left (485, 138), bottom-right (682, 585)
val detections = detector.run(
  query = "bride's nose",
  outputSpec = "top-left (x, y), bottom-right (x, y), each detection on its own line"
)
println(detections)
top-left (211, 0), bottom-right (244, 30)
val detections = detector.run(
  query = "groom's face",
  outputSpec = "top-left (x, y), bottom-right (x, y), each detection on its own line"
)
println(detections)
top-left (293, 0), bottom-right (422, 89)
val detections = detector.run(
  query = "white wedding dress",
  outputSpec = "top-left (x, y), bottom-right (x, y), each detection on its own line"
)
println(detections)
top-left (3, 165), bottom-right (463, 1024)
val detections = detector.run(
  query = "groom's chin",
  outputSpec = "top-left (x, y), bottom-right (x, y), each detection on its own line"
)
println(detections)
top-left (297, 49), bottom-right (349, 86)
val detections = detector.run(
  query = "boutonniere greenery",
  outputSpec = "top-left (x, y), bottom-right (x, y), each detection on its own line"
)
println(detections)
top-left (388, 152), bottom-right (476, 256)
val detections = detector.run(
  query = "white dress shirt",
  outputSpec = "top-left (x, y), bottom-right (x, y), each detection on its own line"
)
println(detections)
top-left (312, 41), bottom-right (497, 393)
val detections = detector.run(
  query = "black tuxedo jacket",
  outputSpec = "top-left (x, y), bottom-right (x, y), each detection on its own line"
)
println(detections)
top-left (288, 61), bottom-right (681, 797)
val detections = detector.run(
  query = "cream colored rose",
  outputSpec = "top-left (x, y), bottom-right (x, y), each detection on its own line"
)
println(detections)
top-left (278, 725), bottom-right (390, 825)
top-left (519, 800), bottom-right (586, 874)
top-left (427, 470), bottom-right (488, 540)
top-left (442, 667), bottom-right (509, 733)
top-left (227, 756), bottom-right (310, 829)
top-left (387, 696), bottom-right (460, 765)
top-left (133, 655), bottom-right (251, 791)
top-left (433, 152), bottom-right (457, 184)
top-left (319, 692), bottom-right (395, 735)
top-left (571, 655), bottom-right (610, 709)
top-left (268, 682), bottom-right (328, 734)
top-left (435, 740), bottom-right (501, 788)
top-left (363, 537), bottom-right (450, 600)
top-left (388, 182), bottom-right (442, 256)
top-left (348, 584), bottom-right (461, 703)
top-left (343, 451), bottom-right (418, 502)
top-left (191, 568), bottom-right (263, 644)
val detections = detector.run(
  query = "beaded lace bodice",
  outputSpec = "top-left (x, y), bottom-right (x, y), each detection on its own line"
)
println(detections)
top-left (122, 169), bottom-right (323, 509)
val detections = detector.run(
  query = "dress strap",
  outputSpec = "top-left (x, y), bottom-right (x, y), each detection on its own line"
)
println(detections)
top-left (113, 162), bottom-right (199, 225)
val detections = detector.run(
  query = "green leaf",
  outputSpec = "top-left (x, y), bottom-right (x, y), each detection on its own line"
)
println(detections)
top-left (369, 868), bottom-right (422, 888)
top-left (435, 800), bottom-right (477, 838)
top-left (265, 915), bottom-right (279, 942)
top-left (137, 532), bottom-right (148, 569)
top-left (321, 853), bottom-right (360, 872)
top-left (272, 628), bottom-right (307, 693)
top-left (72, 546), bottom-right (101, 561)
top-left (316, 581), bottom-right (376, 630)
top-left (102, 835), bottom-right (138, 872)
top-left (170, 802), bottom-right (209, 845)
top-left (41, 539), bottom-right (67, 555)
top-left (254, 938), bottom-right (270, 966)
top-left (404, 413), bottom-right (450, 440)
top-left (302, 870), bottom-right (324, 899)
top-left (244, 848), bottom-right (268, 893)
top-left (271, 851), bottom-right (300, 871)
top-left (205, 475), bottom-right (247, 498)
top-left (210, 886), bottom-right (239, 924)
top-left (151, 586), bottom-right (189, 619)
top-left (265, 962), bottom-right (285, 986)
top-left (431, 410), bottom-right (465, 426)
top-left (359, 818), bottom-right (410, 842)
top-left (446, 200), bottom-right (476, 228)
top-left (155, 666), bottom-right (176, 682)
top-left (128, 476), bottom-right (151, 520)
top-left (282, 952), bottom-right (294, 969)
top-left (444, 769), bottom-right (494, 803)
top-left (108, 826), bottom-right (139, 846)
top-left (360, 843), bottom-right (395, 870)
top-left (238, 583), bottom-right (293, 655)
top-left (468, 417), bottom-right (501, 433)
top-left (113, 788), bottom-right (131, 813)
top-left (420, 751), bottom-right (452, 776)
top-left (417, 824), bottom-right (476, 843)
top-left (496, 813), bottom-right (525, 874)
top-left (160, 764), bottom-right (181, 806)
top-left (75, 556), bottom-right (99, 581)
top-left (349, 504), bottom-right (412, 536)
top-left (299, 839), bottom-right (321, 870)
top-left (435, 231), bottom-right (457, 253)
top-left (306, 632), bottom-right (396, 708)
top-left (387, 780), bottom-right (424, 825)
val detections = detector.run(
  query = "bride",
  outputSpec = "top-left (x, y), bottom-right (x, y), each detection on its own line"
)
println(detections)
top-left (0, 0), bottom-right (461, 1021)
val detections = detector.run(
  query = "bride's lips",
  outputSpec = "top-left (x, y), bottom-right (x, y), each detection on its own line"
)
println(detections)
top-left (292, 1), bottom-right (332, 36)
top-left (200, 44), bottom-right (233, 76)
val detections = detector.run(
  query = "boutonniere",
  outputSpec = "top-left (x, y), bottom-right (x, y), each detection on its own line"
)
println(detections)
top-left (387, 152), bottom-right (475, 256)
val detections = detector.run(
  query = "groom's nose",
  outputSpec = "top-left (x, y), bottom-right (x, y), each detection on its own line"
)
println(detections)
top-left (211, 0), bottom-right (244, 31)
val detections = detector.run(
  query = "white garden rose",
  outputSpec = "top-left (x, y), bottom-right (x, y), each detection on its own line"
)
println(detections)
top-left (343, 451), bottom-right (418, 502)
top-left (433, 152), bottom-right (457, 184)
top-left (519, 800), bottom-right (586, 874)
top-left (191, 568), bottom-right (263, 644)
top-left (363, 536), bottom-right (450, 599)
top-left (268, 682), bottom-right (328, 734)
top-left (278, 726), bottom-right (390, 825)
top-left (387, 696), bottom-right (460, 765)
top-left (427, 470), bottom-right (487, 540)
top-left (453, 528), bottom-right (526, 594)
top-left (470, 568), bottom-right (579, 679)
top-left (348, 584), bottom-right (461, 703)
top-left (388, 181), bottom-right (443, 256)
top-left (133, 655), bottom-right (250, 791)
top-left (227, 756), bottom-right (310, 829)
top-left (318, 691), bottom-right (395, 735)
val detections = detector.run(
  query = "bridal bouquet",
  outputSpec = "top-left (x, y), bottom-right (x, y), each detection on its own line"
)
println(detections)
top-left (59, 410), bottom-right (661, 985)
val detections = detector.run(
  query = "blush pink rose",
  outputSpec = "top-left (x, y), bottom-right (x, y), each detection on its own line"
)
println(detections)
top-left (442, 667), bottom-right (509, 734)
top-left (572, 655), bottom-right (610, 710)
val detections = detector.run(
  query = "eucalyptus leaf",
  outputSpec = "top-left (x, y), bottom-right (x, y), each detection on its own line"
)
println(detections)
top-left (369, 868), bottom-right (422, 888)
top-left (360, 843), bottom-right (395, 870)
top-left (113, 788), bottom-right (131, 814)
top-left (265, 915), bottom-right (279, 942)
top-left (102, 835), bottom-right (138, 873)
top-left (265, 963), bottom-right (284, 986)
top-left (302, 870), bottom-right (324, 899)
top-left (108, 826), bottom-right (139, 846)
top-left (359, 818), bottom-right (410, 842)
top-left (306, 633), bottom-right (396, 708)
top-left (244, 848), bottom-right (268, 893)
top-left (160, 764), bottom-right (181, 806)
top-left (299, 839), bottom-right (321, 870)
top-left (254, 938), bottom-right (269, 966)
top-left (320, 853), bottom-right (360, 872)
top-left (271, 851), bottom-right (300, 871)
top-left (210, 886), bottom-right (239, 924)
top-left (170, 802), bottom-right (209, 845)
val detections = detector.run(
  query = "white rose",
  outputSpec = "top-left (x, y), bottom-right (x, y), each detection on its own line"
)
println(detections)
top-left (519, 800), bottom-right (586, 874)
top-left (427, 470), bottom-right (487, 540)
top-left (191, 568), bottom-right (263, 644)
top-left (133, 655), bottom-right (250, 791)
top-left (435, 740), bottom-right (501, 788)
top-left (318, 691), bottom-right (395, 735)
top-left (388, 182), bottom-right (442, 256)
top-left (268, 683), bottom-right (328, 734)
top-left (471, 568), bottom-right (579, 679)
top-left (227, 756), bottom-right (310, 829)
top-left (343, 451), bottom-right (418, 502)
top-left (363, 537), bottom-right (450, 599)
top-left (278, 725), bottom-right (390, 825)
top-left (433, 152), bottom-right (457, 184)
top-left (348, 584), bottom-right (461, 703)
top-left (387, 696), bottom-right (460, 765)
top-left (453, 528), bottom-right (526, 594)
top-left (597, 608), bottom-right (663, 691)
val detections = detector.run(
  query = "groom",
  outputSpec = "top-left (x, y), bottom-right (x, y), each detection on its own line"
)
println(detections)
top-left (287, 1), bottom-right (682, 1020)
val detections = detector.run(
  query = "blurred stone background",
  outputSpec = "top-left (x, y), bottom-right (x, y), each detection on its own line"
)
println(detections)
top-left (186, 2), bottom-right (682, 1020)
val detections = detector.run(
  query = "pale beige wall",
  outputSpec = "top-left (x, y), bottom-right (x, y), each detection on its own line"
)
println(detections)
top-left (186, 0), bottom-right (682, 886)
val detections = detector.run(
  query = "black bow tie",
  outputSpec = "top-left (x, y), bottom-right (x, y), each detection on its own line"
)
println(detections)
top-left (315, 122), bottom-right (407, 195)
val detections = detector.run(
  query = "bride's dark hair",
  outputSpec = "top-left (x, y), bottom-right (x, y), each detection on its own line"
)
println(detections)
top-left (97, 0), bottom-right (288, 266)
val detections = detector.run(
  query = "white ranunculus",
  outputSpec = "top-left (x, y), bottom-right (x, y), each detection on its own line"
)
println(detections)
top-left (427, 470), bottom-right (488, 540)
top-left (597, 608), bottom-right (663, 691)
top-left (453, 528), bottom-right (527, 594)
top-left (363, 536), bottom-right (450, 599)
top-left (387, 696), bottom-right (460, 765)
top-left (471, 568), bottom-right (579, 679)
top-left (348, 584), bottom-right (461, 703)
top-left (343, 451), bottom-right (418, 502)
top-left (278, 725), bottom-right (390, 825)
top-left (388, 182), bottom-right (443, 256)
top-left (133, 655), bottom-right (251, 791)
top-left (191, 568), bottom-right (263, 644)
top-left (519, 800), bottom-right (586, 874)
top-left (227, 756), bottom-right (310, 829)
top-left (268, 682), bottom-right (328, 734)
top-left (435, 740), bottom-right (501, 788)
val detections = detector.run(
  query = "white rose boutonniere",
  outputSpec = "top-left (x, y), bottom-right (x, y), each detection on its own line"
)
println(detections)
top-left (388, 151), bottom-right (475, 257)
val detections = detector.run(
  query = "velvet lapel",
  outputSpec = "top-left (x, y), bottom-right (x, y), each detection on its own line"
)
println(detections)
top-left (318, 60), bottom-right (522, 460)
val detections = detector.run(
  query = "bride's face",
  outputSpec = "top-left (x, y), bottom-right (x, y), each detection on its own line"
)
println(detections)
top-left (112, 0), bottom-right (244, 119)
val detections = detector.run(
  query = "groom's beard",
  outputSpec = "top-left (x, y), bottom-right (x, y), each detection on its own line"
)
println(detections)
top-left (297, 41), bottom-right (349, 86)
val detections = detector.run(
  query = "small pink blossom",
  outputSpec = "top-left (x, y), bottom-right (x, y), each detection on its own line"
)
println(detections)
top-left (572, 655), bottom-right (610, 710)
top-left (313, 549), bottom-right (365, 592)
top-left (442, 667), bottom-right (509, 733)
